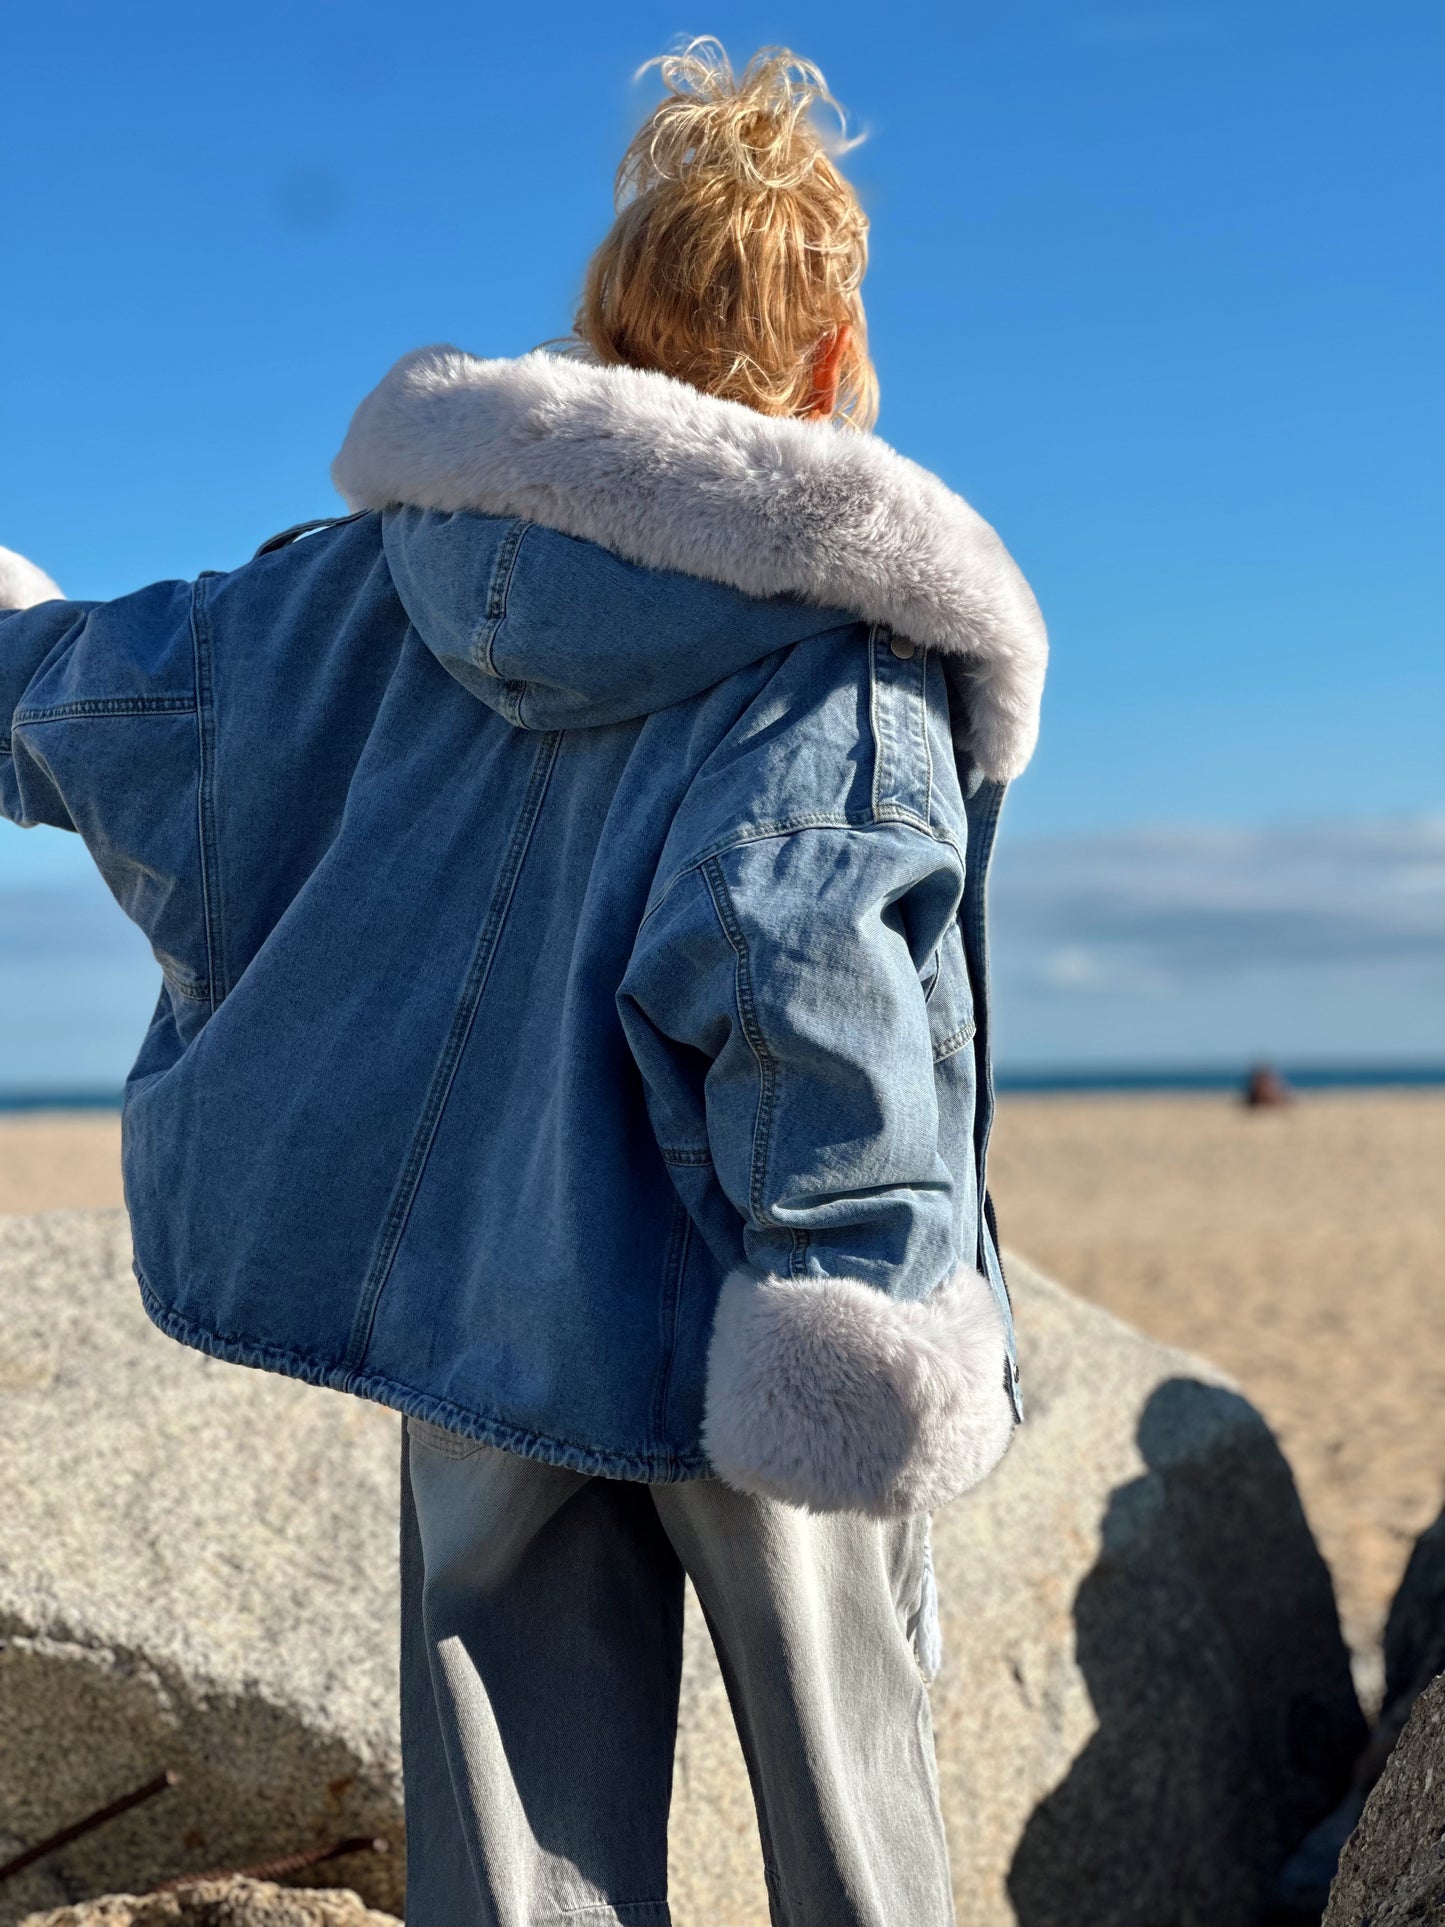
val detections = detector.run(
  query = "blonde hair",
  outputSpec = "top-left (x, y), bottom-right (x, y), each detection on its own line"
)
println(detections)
top-left (573, 39), bottom-right (877, 429)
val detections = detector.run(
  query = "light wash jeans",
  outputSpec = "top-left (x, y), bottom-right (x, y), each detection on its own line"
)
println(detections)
top-left (400, 1417), bottom-right (956, 1927)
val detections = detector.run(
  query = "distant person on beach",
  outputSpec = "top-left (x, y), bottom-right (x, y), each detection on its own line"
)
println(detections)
top-left (0, 41), bottom-right (1046, 1926)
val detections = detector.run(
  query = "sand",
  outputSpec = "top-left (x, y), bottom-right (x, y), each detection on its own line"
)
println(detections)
top-left (0, 1113), bottom-right (129, 1216)
top-left (990, 1089), bottom-right (1445, 1684)
top-left (3, 1091), bottom-right (1442, 1683)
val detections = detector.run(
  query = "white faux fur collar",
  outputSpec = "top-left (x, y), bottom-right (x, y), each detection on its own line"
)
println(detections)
top-left (333, 348), bottom-right (1047, 780)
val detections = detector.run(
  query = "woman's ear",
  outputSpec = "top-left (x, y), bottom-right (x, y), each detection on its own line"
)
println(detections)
top-left (806, 323), bottom-right (851, 419)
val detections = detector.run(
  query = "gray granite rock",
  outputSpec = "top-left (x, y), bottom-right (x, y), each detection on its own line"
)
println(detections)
top-left (0, 1214), bottom-right (403, 1925)
top-left (16, 1879), bottom-right (398, 1927)
top-left (1324, 1671), bottom-right (1445, 1926)
top-left (2, 1214), bottom-right (1365, 1927)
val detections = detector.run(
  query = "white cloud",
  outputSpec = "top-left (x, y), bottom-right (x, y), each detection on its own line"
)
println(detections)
top-left (994, 816), bottom-right (1445, 992)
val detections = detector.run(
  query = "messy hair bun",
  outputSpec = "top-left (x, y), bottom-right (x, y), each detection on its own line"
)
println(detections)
top-left (574, 39), bottom-right (877, 428)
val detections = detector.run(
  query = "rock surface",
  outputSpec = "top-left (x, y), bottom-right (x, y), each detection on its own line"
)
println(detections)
top-left (0, 1214), bottom-right (403, 1924)
top-left (17, 1878), bottom-right (398, 1926)
top-left (1382, 1505), bottom-right (1445, 1740)
top-left (1, 1212), bottom-right (1365, 1927)
top-left (1324, 1671), bottom-right (1445, 1926)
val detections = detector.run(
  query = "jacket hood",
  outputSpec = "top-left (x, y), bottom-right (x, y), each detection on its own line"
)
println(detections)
top-left (332, 347), bottom-right (1048, 780)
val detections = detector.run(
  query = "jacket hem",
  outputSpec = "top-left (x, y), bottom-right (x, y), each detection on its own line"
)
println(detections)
top-left (134, 1263), bottom-right (710, 1484)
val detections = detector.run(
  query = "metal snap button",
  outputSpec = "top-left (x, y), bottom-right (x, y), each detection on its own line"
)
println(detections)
top-left (889, 635), bottom-right (916, 660)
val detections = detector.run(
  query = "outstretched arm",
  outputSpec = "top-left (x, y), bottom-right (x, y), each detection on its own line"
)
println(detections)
top-left (2, 547), bottom-right (210, 1005)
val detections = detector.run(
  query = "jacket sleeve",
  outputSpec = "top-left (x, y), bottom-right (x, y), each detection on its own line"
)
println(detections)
top-left (619, 821), bottom-right (1016, 1517)
top-left (2, 563), bottom-right (212, 1005)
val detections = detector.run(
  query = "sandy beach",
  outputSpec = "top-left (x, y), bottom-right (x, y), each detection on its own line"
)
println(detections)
top-left (990, 1088), bottom-right (1445, 1685)
top-left (4, 1089), bottom-right (1441, 1685)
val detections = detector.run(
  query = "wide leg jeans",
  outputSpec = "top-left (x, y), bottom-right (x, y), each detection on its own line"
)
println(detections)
top-left (400, 1416), bottom-right (956, 1927)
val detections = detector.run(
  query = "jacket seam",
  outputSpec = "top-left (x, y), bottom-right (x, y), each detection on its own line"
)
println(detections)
top-left (701, 853), bottom-right (778, 1229)
top-left (189, 579), bottom-right (225, 1011)
top-left (342, 729), bottom-right (563, 1373)
top-left (868, 629), bottom-right (933, 827)
top-left (12, 695), bottom-right (196, 724)
top-left (639, 814), bottom-right (963, 937)
top-left (868, 629), bottom-right (886, 820)
top-left (650, 1196), bottom-right (692, 1457)
top-left (473, 518), bottom-right (532, 725)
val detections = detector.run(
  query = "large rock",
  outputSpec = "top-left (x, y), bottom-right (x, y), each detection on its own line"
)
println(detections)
top-left (1, 1213), bottom-right (1364, 1926)
top-left (18, 1878), bottom-right (398, 1926)
top-left (1324, 1671), bottom-right (1445, 1925)
top-left (0, 1215), bottom-right (403, 1925)
top-left (1381, 1505), bottom-right (1445, 1745)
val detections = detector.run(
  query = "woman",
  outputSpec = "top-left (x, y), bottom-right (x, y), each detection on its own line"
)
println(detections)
top-left (1, 41), bottom-right (1045, 1927)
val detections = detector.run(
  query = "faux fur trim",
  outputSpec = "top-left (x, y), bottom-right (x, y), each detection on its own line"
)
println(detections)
top-left (332, 348), bottom-right (1047, 780)
top-left (701, 1263), bottom-right (1017, 1517)
top-left (0, 546), bottom-right (62, 611)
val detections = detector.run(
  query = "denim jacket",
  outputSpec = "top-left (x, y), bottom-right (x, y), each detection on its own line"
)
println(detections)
top-left (1, 348), bottom-right (1046, 1514)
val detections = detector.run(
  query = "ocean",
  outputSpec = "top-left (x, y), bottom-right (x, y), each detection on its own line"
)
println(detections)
top-left (5, 1063), bottom-right (1445, 1112)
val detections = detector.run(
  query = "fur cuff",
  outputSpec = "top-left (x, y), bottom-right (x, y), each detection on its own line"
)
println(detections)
top-left (0, 546), bottom-right (63, 611)
top-left (702, 1263), bottom-right (1017, 1517)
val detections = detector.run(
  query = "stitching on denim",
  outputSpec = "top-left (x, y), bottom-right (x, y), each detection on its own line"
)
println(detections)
top-left (867, 626), bottom-right (885, 820)
top-left (651, 1196), bottom-right (692, 1457)
top-left (472, 518), bottom-right (533, 725)
top-left (932, 1016), bottom-right (977, 1064)
top-left (659, 1145), bottom-right (712, 1166)
top-left (12, 695), bottom-right (196, 724)
top-left (475, 518), bottom-right (529, 669)
top-left (342, 730), bottom-right (563, 1373)
top-left (189, 579), bottom-right (224, 1011)
top-left (164, 972), bottom-right (211, 1005)
top-left (639, 813), bottom-right (962, 935)
top-left (873, 800), bottom-right (933, 831)
top-left (135, 1261), bottom-right (709, 1480)
top-left (702, 853), bottom-right (778, 1228)
top-left (869, 628), bottom-right (932, 826)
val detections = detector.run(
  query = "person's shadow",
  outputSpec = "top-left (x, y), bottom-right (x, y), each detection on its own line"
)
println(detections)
top-left (1007, 1378), bottom-right (1367, 1927)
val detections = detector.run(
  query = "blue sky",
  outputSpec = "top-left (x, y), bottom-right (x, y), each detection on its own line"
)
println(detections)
top-left (2, 0), bottom-right (1442, 1085)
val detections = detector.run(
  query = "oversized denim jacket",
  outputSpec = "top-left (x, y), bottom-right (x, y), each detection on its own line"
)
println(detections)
top-left (0, 348), bottom-right (1047, 1514)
